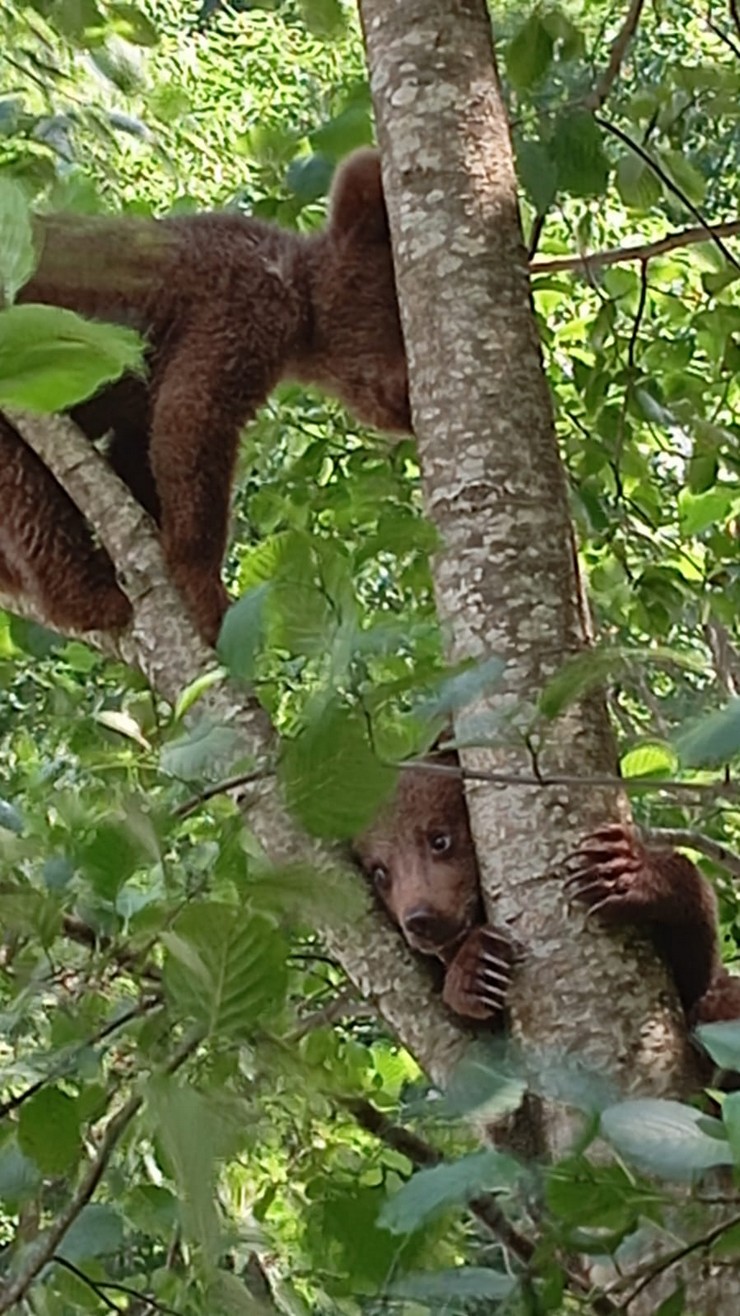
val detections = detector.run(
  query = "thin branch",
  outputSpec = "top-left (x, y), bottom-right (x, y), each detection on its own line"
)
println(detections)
top-left (290, 992), bottom-right (378, 1040)
top-left (594, 117), bottom-right (740, 271)
top-left (52, 1258), bottom-right (181, 1316)
top-left (0, 997), bottom-right (160, 1121)
top-left (173, 767), bottom-right (274, 819)
top-left (0, 1029), bottom-right (203, 1314)
top-left (645, 828), bottom-right (740, 881)
top-left (343, 1096), bottom-right (618, 1315)
top-left (584, 0), bottom-right (646, 111)
top-left (612, 1209), bottom-right (740, 1308)
top-left (404, 757), bottom-right (740, 803)
top-left (730, 0), bottom-right (740, 42)
top-left (531, 220), bottom-right (740, 277)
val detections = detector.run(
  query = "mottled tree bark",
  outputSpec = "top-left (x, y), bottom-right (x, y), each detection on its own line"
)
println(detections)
top-left (358, 0), bottom-right (699, 1110)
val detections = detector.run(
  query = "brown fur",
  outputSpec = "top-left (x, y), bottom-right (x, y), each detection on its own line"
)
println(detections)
top-left (353, 754), bottom-right (518, 1021)
top-left (355, 763), bottom-right (740, 1027)
top-left (0, 150), bottom-right (410, 642)
top-left (566, 823), bottom-right (740, 1024)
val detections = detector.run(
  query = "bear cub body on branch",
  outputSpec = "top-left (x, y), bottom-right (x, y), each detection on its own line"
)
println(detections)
top-left (0, 149), bottom-right (409, 643)
top-left (355, 756), bottom-right (740, 1026)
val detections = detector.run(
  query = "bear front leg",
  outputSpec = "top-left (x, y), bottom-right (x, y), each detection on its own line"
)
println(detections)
top-left (442, 925), bottom-right (517, 1021)
top-left (563, 823), bottom-right (696, 922)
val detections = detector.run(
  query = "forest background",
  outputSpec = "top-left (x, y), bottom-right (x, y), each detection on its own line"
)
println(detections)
top-left (2, 0), bottom-right (740, 1312)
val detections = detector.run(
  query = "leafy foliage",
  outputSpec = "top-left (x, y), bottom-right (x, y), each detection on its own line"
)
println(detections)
top-left (2, 0), bottom-right (740, 1311)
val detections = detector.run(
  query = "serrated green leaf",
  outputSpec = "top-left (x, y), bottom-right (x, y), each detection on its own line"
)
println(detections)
top-left (601, 1099), bottom-right (732, 1179)
top-left (380, 1150), bottom-right (520, 1234)
top-left (163, 903), bottom-right (288, 1036)
top-left (0, 178), bottom-right (36, 303)
top-left (506, 15), bottom-right (553, 90)
top-left (18, 1087), bottom-right (81, 1175)
top-left (0, 303), bottom-right (144, 411)
top-left (280, 702), bottom-right (397, 839)
top-left (146, 1077), bottom-right (222, 1261)
top-left (675, 700), bottom-right (740, 768)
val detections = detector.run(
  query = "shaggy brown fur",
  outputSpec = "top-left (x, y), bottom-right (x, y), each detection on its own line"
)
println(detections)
top-left (566, 824), bottom-right (740, 1023)
top-left (0, 150), bottom-right (409, 642)
top-left (356, 764), bottom-right (740, 1026)
top-left (353, 755), bottom-right (519, 1021)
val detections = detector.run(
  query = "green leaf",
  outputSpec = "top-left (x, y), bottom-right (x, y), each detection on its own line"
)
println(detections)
top-left (601, 1099), bottom-right (733, 1179)
top-left (506, 15), bottom-right (553, 89)
top-left (387, 1267), bottom-right (516, 1304)
top-left (696, 1020), bottom-right (740, 1071)
top-left (58, 1204), bottom-right (124, 1262)
top-left (109, 2), bottom-right (160, 45)
top-left (379, 1150), bottom-right (520, 1234)
top-left (0, 1143), bottom-right (41, 1207)
top-left (678, 487), bottom-right (737, 536)
top-left (655, 1287), bottom-right (685, 1316)
top-left (299, 0), bottom-right (346, 37)
top-left (551, 111), bottom-right (609, 197)
top-left (0, 304), bottom-right (144, 411)
top-left (287, 154), bottom-right (334, 205)
top-left (722, 1092), bottom-right (740, 1163)
top-left (616, 152), bottom-right (661, 210)
top-left (0, 178), bottom-right (36, 304)
top-left (516, 138), bottom-right (558, 215)
top-left (163, 902), bottom-right (288, 1036)
top-left (620, 742), bottom-right (677, 779)
top-left (539, 647), bottom-right (626, 719)
top-left (18, 1087), bottom-right (81, 1175)
top-left (310, 105), bottom-right (373, 159)
top-left (160, 718), bottom-right (245, 781)
top-left (547, 1160), bottom-right (645, 1231)
top-left (675, 700), bottom-right (740, 768)
top-left (659, 150), bottom-right (706, 206)
top-left (217, 585), bottom-right (269, 682)
top-left (280, 702), bottom-right (397, 839)
top-left (146, 1077), bottom-right (222, 1260)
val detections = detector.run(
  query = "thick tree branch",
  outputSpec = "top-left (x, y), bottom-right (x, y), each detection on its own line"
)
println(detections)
top-left (9, 409), bottom-right (471, 1089)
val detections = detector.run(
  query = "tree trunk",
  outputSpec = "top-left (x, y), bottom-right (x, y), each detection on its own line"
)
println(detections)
top-left (358, 0), bottom-right (699, 1122)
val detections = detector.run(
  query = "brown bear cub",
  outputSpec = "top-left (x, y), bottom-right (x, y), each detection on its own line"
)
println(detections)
top-left (355, 757), bottom-right (740, 1026)
top-left (353, 752), bottom-right (519, 1021)
top-left (0, 149), bottom-right (409, 644)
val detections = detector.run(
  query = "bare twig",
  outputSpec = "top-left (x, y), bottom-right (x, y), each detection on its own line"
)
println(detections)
top-left (404, 757), bottom-right (740, 804)
top-left (290, 992), bottom-right (378, 1040)
top-left (531, 220), bottom-right (740, 277)
top-left (174, 767), bottom-right (274, 818)
top-left (52, 1258), bottom-right (181, 1316)
top-left (730, 0), bottom-right (740, 42)
top-left (584, 0), bottom-right (646, 111)
top-left (0, 1029), bottom-right (203, 1313)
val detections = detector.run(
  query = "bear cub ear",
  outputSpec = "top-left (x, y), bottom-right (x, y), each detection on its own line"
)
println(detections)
top-left (329, 148), bottom-right (391, 244)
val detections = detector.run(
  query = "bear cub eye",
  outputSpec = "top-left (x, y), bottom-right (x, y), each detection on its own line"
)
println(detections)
top-left (372, 864), bottom-right (391, 892)
top-left (428, 830), bottom-right (453, 856)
